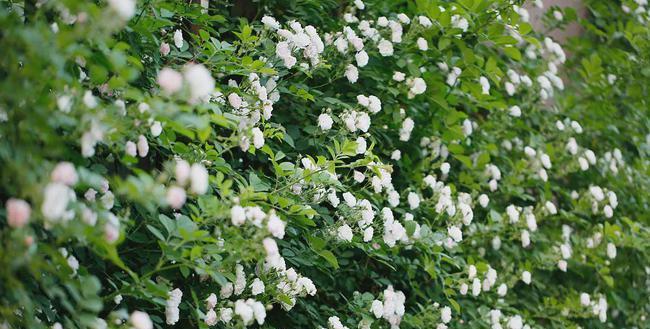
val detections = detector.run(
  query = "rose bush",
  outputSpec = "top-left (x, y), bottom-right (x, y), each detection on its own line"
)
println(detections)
top-left (0, 0), bottom-right (648, 328)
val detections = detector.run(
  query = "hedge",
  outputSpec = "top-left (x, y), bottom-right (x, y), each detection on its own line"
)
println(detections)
top-left (1, 0), bottom-right (649, 328)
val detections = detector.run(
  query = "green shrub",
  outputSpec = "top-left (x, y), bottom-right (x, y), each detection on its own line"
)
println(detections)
top-left (0, 0), bottom-right (648, 328)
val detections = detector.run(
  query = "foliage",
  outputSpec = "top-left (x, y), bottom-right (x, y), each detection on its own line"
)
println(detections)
top-left (0, 0), bottom-right (648, 328)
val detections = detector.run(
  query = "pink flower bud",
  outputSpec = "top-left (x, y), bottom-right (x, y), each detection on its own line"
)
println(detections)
top-left (50, 162), bottom-right (78, 186)
top-left (6, 198), bottom-right (30, 228)
top-left (166, 186), bottom-right (186, 209)
top-left (159, 42), bottom-right (171, 56)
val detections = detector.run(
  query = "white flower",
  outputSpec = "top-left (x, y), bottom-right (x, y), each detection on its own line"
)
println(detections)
top-left (553, 10), bottom-right (563, 21)
top-left (418, 15), bottom-right (433, 27)
top-left (545, 201), bottom-right (557, 214)
top-left (440, 162), bottom-right (450, 175)
top-left (371, 300), bottom-right (383, 318)
top-left (355, 112), bottom-right (371, 132)
top-left (521, 271), bottom-right (531, 284)
top-left (157, 68), bottom-right (183, 94)
top-left (6, 198), bottom-right (30, 228)
top-left (440, 306), bottom-right (452, 323)
top-left (478, 194), bottom-right (489, 208)
top-left (137, 135), bottom-right (149, 157)
top-left (130, 311), bottom-right (153, 329)
top-left (228, 93), bottom-right (242, 109)
top-left (378, 39), bottom-right (394, 56)
top-left (184, 64), bottom-right (215, 102)
top-left (446, 67), bottom-right (461, 86)
top-left (479, 76), bottom-right (490, 94)
top-left (175, 160), bottom-right (191, 185)
top-left (391, 150), bottom-right (401, 160)
top-left (497, 283), bottom-right (507, 296)
top-left (205, 309), bottom-right (218, 326)
top-left (267, 213), bottom-right (285, 239)
top-left (356, 136), bottom-right (367, 154)
top-left (220, 307), bottom-right (234, 323)
top-left (580, 293), bottom-right (591, 306)
top-left (398, 117), bottom-right (415, 141)
top-left (107, 0), bottom-right (136, 19)
top-left (507, 315), bottom-right (523, 329)
top-left (407, 192), bottom-right (420, 209)
top-left (589, 186), bottom-right (605, 201)
top-left (448, 225), bottom-right (462, 242)
top-left (190, 163), bottom-right (209, 194)
top-left (166, 186), bottom-right (186, 209)
top-left (83, 90), bottom-right (97, 108)
top-left (337, 224), bottom-right (353, 242)
top-left (151, 121), bottom-right (163, 137)
top-left (275, 41), bottom-right (297, 68)
top-left (409, 77), bottom-right (427, 95)
top-left (367, 95), bottom-right (381, 113)
top-left (462, 119), bottom-right (473, 136)
top-left (353, 171), bottom-right (365, 183)
top-left (252, 128), bottom-right (265, 149)
top-left (261, 16), bottom-right (280, 29)
top-left (524, 146), bottom-right (537, 158)
top-left (505, 82), bottom-right (516, 95)
top-left (344, 64), bottom-right (359, 83)
top-left (558, 260), bottom-right (567, 272)
top-left (206, 293), bottom-right (218, 309)
top-left (571, 121), bottom-right (583, 133)
top-left (220, 283), bottom-right (234, 299)
top-left (231, 205), bottom-right (246, 226)
top-left (42, 183), bottom-right (74, 223)
top-left (541, 153), bottom-right (552, 169)
top-left (451, 15), bottom-right (469, 31)
top-left (354, 0), bottom-right (365, 9)
top-left (459, 283), bottom-right (468, 295)
top-left (509, 105), bottom-right (521, 117)
top-left (566, 138), bottom-right (579, 155)
top-left (585, 149), bottom-right (596, 164)
top-left (397, 13), bottom-right (410, 24)
top-left (471, 278), bottom-right (481, 296)
top-left (492, 236), bottom-right (502, 250)
top-left (165, 288), bottom-right (183, 325)
top-left (328, 191), bottom-right (340, 207)
top-left (468, 265), bottom-right (477, 279)
top-left (250, 278), bottom-right (265, 295)
top-left (51, 162), bottom-right (78, 186)
top-left (355, 50), bottom-right (369, 67)
top-left (606, 243), bottom-right (617, 259)
top-left (234, 300), bottom-right (254, 325)
top-left (317, 113), bottom-right (333, 130)
top-left (363, 227), bottom-right (374, 242)
top-left (417, 37), bottom-right (428, 51)
top-left (328, 316), bottom-right (346, 329)
top-left (57, 95), bottom-right (72, 113)
top-left (521, 230), bottom-right (530, 247)
top-left (603, 205), bottom-right (613, 218)
top-left (173, 29), bottom-right (184, 48)
top-left (388, 190), bottom-right (400, 207)
top-left (607, 74), bottom-right (617, 84)
top-left (357, 95), bottom-right (369, 107)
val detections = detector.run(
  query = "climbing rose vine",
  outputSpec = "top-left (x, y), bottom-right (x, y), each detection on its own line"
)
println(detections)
top-left (1, 0), bottom-right (649, 328)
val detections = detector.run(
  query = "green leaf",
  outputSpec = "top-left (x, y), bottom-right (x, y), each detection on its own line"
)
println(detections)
top-left (503, 47), bottom-right (522, 61)
top-left (147, 225), bottom-right (166, 241)
top-left (318, 250), bottom-right (339, 269)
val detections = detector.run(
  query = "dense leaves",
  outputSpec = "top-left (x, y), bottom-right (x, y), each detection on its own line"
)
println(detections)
top-left (0, 0), bottom-right (649, 329)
